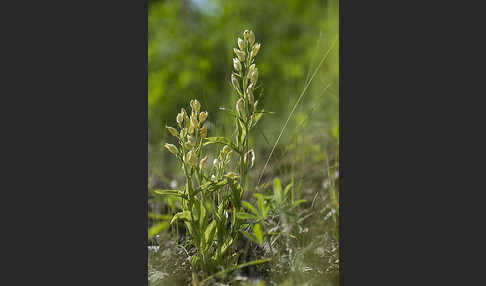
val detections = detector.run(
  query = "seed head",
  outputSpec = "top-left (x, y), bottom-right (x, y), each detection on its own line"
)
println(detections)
top-left (164, 143), bottom-right (179, 156)
top-left (237, 37), bottom-right (245, 50)
top-left (248, 30), bottom-right (255, 45)
top-left (167, 126), bottom-right (179, 138)
top-left (233, 57), bottom-right (242, 72)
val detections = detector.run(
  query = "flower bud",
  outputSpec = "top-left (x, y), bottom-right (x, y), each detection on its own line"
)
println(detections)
top-left (167, 126), bottom-right (179, 138)
top-left (236, 98), bottom-right (244, 116)
top-left (246, 83), bottom-right (253, 94)
top-left (200, 124), bottom-right (207, 139)
top-left (231, 74), bottom-right (240, 91)
top-left (244, 150), bottom-right (253, 166)
top-left (233, 57), bottom-right (242, 72)
top-left (234, 48), bottom-right (245, 62)
top-left (176, 113), bottom-right (184, 127)
top-left (211, 174), bottom-right (216, 181)
top-left (181, 108), bottom-right (189, 128)
top-left (186, 150), bottom-right (196, 166)
top-left (247, 149), bottom-right (255, 168)
top-left (225, 150), bottom-right (232, 164)
top-left (251, 43), bottom-right (261, 58)
top-left (237, 37), bottom-right (245, 50)
top-left (199, 155), bottom-right (208, 169)
top-left (180, 128), bottom-right (187, 138)
top-left (222, 145), bottom-right (231, 155)
top-left (199, 111), bottom-right (208, 123)
top-left (254, 100), bottom-right (258, 112)
top-left (243, 29), bottom-right (250, 40)
top-left (213, 158), bottom-right (219, 168)
top-left (248, 30), bottom-right (255, 45)
top-left (164, 143), bottom-right (179, 156)
top-left (190, 114), bottom-right (198, 130)
top-left (186, 135), bottom-right (195, 149)
top-left (190, 99), bottom-right (201, 114)
top-left (247, 90), bottom-right (254, 106)
top-left (247, 64), bottom-right (256, 76)
top-left (181, 108), bottom-right (188, 118)
top-left (250, 68), bottom-right (258, 84)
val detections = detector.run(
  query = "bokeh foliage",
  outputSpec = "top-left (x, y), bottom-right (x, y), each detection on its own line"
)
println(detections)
top-left (149, 0), bottom-right (338, 157)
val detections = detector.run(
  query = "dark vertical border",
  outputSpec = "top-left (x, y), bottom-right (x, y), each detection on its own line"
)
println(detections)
top-left (3, 1), bottom-right (148, 285)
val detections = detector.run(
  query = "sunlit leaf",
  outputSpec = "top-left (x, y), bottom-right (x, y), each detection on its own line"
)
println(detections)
top-left (170, 211), bottom-right (191, 224)
top-left (148, 222), bottom-right (169, 239)
top-left (253, 223), bottom-right (263, 245)
top-left (242, 201), bottom-right (259, 217)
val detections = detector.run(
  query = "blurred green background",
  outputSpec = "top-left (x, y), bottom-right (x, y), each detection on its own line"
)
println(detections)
top-left (149, 0), bottom-right (339, 184)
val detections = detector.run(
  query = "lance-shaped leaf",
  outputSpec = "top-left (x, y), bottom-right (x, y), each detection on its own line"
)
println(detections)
top-left (153, 189), bottom-right (187, 200)
top-left (237, 211), bottom-right (258, 220)
top-left (170, 211), bottom-right (192, 224)
top-left (242, 201), bottom-right (259, 217)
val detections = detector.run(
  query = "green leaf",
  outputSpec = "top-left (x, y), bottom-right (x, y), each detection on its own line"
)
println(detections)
top-left (241, 230), bottom-right (258, 244)
top-left (253, 223), bottom-right (263, 245)
top-left (273, 178), bottom-right (282, 204)
top-left (170, 211), bottom-right (191, 224)
top-left (284, 183), bottom-right (293, 201)
top-left (148, 222), bottom-right (169, 239)
top-left (237, 118), bottom-right (246, 146)
top-left (153, 189), bottom-right (186, 199)
top-left (220, 236), bottom-right (234, 256)
top-left (184, 221), bottom-right (193, 236)
top-left (293, 199), bottom-right (307, 206)
top-left (204, 220), bottom-right (217, 249)
top-left (236, 212), bottom-right (258, 220)
top-left (242, 201), bottom-right (259, 217)
top-left (257, 195), bottom-right (265, 216)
